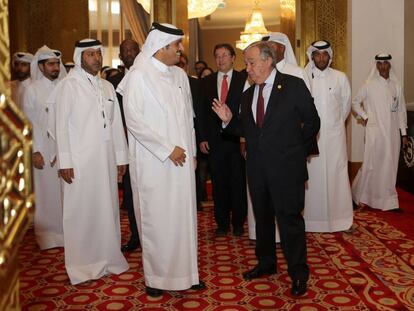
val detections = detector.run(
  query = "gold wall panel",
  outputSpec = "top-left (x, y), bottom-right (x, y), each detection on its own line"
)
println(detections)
top-left (175, 0), bottom-right (189, 54)
top-left (280, 0), bottom-right (296, 50)
top-left (300, 0), bottom-right (347, 72)
top-left (153, 0), bottom-right (173, 24)
top-left (9, 0), bottom-right (89, 64)
top-left (1, 0), bottom-right (34, 310)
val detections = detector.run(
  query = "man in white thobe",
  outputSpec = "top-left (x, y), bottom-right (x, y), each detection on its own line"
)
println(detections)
top-left (9, 52), bottom-right (33, 109)
top-left (352, 53), bottom-right (408, 211)
top-left (118, 22), bottom-right (204, 297)
top-left (22, 46), bottom-right (66, 249)
top-left (50, 39), bottom-right (129, 285)
top-left (262, 32), bottom-right (310, 90)
top-left (303, 40), bottom-right (353, 232)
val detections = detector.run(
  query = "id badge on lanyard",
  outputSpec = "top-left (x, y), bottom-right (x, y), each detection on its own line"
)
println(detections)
top-left (391, 96), bottom-right (398, 112)
top-left (98, 83), bottom-right (111, 141)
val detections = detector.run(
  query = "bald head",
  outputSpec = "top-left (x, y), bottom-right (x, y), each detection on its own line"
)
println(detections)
top-left (119, 39), bottom-right (140, 69)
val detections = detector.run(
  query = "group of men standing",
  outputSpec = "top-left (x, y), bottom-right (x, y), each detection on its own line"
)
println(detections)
top-left (14, 20), bottom-right (408, 299)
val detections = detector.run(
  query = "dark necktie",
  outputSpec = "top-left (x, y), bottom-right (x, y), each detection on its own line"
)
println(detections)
top-left (256, 83), bottom-right (266, 128)
top-left (220, 74), bottom-right (228, 103)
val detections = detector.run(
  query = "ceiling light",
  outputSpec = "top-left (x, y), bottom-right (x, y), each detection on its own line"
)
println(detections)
top-left (236, 2), bottom-right (268, 50)
top-left (137, 0), bottom-right (225, 19)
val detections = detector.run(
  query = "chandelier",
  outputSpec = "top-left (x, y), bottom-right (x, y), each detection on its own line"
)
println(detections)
top-left (235, 2), bottom-right (268, 50)
top-left (137, 0), bottom-right (224, 19)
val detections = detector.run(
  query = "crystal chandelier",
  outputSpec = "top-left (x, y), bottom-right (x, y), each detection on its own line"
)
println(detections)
top-left (236, 2), bottom-right (268, 50)
top-left (137, 0), bottom-right (224, 19)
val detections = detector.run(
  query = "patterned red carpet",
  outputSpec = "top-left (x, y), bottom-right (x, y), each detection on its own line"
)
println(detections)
top-left (20, 190), bottom-right (414, 310)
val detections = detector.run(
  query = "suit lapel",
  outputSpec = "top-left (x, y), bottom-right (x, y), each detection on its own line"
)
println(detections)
top-left (245, 85), bottom-right (255, 125)
top-left (263, 71), bottom-right (284, 127)
top-left (212, 72), bottom-right (219, 99)
top-left (226, 70), bottom-right (239, 104)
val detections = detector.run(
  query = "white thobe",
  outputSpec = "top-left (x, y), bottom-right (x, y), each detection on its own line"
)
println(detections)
top-left (123, 57), bottom-right (199, 290)
top-left (304, 67), bottom-right (353, 232)
top-left (23, 76), bottom-right (64, 249)
top-left (277, 59), bottom-right (311, 91)
top-left (54, 68), bottom-right (129, 284)
top-left (10, 78), bottom-right (31, 109)
top-left (352, 76), bottom-right (407, 211)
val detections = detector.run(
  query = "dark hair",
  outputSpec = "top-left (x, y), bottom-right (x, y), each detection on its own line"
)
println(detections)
top-left (200, 67), bottom-right (214, 77)
top-left (120, 39), bottom-right (140, 53)
top-left (213, 43), bottom-right (236, 57)
top-left (195, 60), bottom-right (207, 67)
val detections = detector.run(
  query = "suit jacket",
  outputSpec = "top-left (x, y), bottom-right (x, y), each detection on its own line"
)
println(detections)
top-left (107, 71), bottom-right (126, 127)
top-left (197, 70), bottom-right (247, 151)
top-left (227, 71), bottom-right (320, 187)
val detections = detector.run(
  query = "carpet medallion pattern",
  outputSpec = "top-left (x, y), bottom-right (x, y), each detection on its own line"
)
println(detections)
top-left (19, 197), bottom-right (414, 310)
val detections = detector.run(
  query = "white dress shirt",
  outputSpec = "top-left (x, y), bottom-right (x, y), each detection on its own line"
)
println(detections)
top-left (217, 69), bottom-right (233, 102)
top-left (251, 68), bottom-right (276, 122)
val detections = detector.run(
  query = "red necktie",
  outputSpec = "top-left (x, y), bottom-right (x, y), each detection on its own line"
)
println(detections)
top-left (220, 74), bottom-right (228, 103)
top-left (256, 83), bottom-right (266, 128)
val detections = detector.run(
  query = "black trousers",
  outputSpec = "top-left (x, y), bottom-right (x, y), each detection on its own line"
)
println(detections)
top-left (195, 153), bottom-right (209, 206)
top-left (249, 180), bottom-right (309, 282)
top-left (122, 167), bottom-right (139, 243)
top-left (209, 148), bottom-right (247, 230)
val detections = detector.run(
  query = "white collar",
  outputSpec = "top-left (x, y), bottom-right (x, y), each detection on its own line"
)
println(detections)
top-left (151, 56), bottom-right (169, 73)
top-left (264, 68), bottom-right (277, 85)
top-left (218, 68), bottom-right (233, 79)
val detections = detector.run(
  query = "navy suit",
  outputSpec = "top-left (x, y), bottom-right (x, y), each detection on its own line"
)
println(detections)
top-left (197, 70), bottom-right (247, 232)
top-left (107, 71), bottom-right (139, 245)
top-left (226, 71), bottom-right (320, 281)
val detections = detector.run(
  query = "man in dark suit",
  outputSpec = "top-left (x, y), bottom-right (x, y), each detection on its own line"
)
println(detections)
top-left (107, 38), bottom-right (140, 252)
top-left (212, 41), bottom-right (320, 296)
top-left (197, 43), bottom-right (247, 236)
top-left (177, 53), bottom-right (205, 210)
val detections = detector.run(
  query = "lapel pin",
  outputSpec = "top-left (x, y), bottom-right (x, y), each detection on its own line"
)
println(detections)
top-left (277, 84), bottom-right (282, 90)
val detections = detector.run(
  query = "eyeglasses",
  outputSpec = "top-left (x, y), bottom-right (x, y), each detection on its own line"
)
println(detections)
top-left (215, 54), bottom-right (232, 60)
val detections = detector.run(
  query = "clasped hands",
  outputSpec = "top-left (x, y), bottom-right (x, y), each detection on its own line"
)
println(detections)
top-left (169, 146), bottom-right (186, 166)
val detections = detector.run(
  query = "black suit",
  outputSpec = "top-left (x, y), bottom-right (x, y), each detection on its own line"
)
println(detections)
top-left (107, 71), bottom-right (139, 245)
top-left (226, 71), bottom-right (320, 281)
top-left (188, 76), bottom-right (208, 208)
top-left (197, 70), bottom-right (247, 232)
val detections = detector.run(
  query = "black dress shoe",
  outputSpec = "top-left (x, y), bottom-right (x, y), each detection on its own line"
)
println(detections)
top-left (233, 227), bottom-right (244, 237)
top-left (190, 280), bottom-right (206, 290)
top-left (215, 228), bottom-right (228, 237)
top-left (389, 208), bottom-right (403, 213)
top-left (145, 286), bottom-right (163, 297)
top-left (243, 265), bottom-right (276, 280)
top-left (121, 240), bottom-right (140, 252)
top-left (291, 279), bottom-right (307, 296)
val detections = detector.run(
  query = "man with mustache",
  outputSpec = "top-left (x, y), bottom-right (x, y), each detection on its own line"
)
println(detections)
top-left (118, 22), bottom-right (205, 297)
top-left (22, 45), bottom-right (66, 250)
top-left (10, 51), bottom-right (33, 109)
top-left (50, 39), bottom-right (129, 285)
top-left (352, 53), bottom-right (409, 211)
